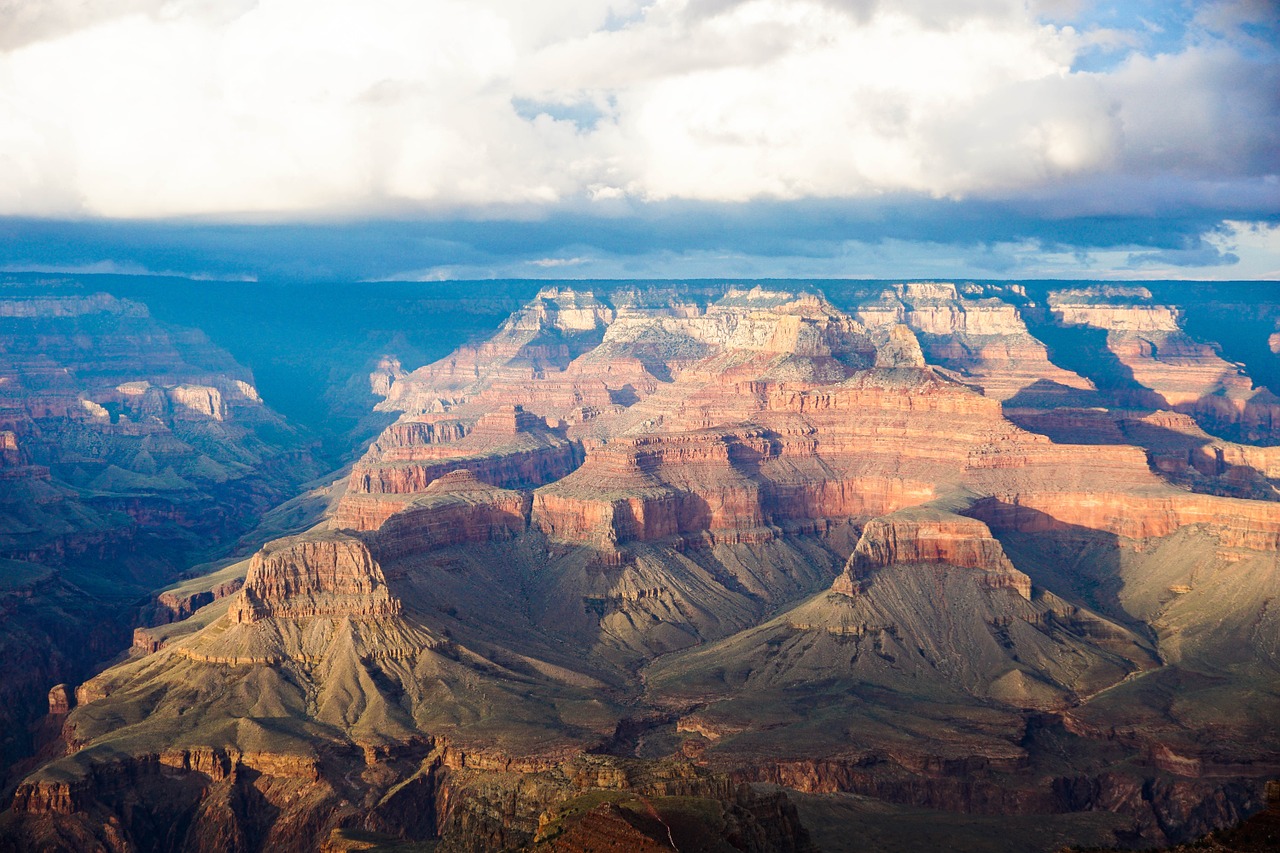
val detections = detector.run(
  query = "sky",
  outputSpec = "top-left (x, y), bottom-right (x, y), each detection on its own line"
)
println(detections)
top-left (0, 0), bottom-right (1278, 282)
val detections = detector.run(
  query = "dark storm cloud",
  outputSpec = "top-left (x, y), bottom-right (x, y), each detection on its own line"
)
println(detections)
top-left (4, 185), bottom-right (1275, 282)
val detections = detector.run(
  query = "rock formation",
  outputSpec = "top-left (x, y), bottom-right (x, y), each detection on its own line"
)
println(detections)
top-left (843, 508), bottom-right (1032, 598)
top-left (6, 281), bottom-right (1280, 852)
top-left (1034, 287), bottom-right (1280, 443)
top-left (854, 282), bottom-right (1098, 405)
top-left (227, 533), bottom-right (401, 624)
top-left (0, 286), bottom-right (318, 776)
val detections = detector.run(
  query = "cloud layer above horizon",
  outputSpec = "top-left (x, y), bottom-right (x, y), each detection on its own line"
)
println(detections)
top-left (1, 0), bottom-right (1278, 280)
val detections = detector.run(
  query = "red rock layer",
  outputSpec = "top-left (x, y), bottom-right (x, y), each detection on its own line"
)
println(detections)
top-left (1003, 407), bottom-right (1280, 501)
top-left (371, 417), bottom-right (472, 459)
top-left (970, 490), bottom-right (1280, 550)
top-left (842, 509), bottom-right (1031, 598)
top-left (338, 443), bottom-right (580, 530)
top-left (532, 368), bottom-right (1017, 548)
top-left (339, 404), bottom-right (584, 529)
top-left (347, 441), bottom-right (581, 497)
top-left (227, 533), bottom-right (400, 623)
top-left (153, 577), bottom-right (245, 623)
top-left (370, 472), bottom-right (530, 559)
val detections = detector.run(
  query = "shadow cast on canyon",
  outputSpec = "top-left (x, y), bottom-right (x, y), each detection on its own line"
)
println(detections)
top-left (962, 499), bottom-right (1139, 634)
top-left (1022, 319), bottom-right (1168, 410)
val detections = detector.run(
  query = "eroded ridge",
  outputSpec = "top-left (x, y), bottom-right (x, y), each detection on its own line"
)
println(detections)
top-left (9, 283), bottom-right (1280, 852)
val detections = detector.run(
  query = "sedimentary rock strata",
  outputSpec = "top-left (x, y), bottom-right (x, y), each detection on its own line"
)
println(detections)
top-left (856, 282), bottom-right (1098, 405)
top-left (8, 281), bottom-right (1280, 852)
top-left (1038, 287), bottom-right (1280, 442)
top-left (843, 508), bottom-right (1032, 599)
top-left (228, 533), bottom-right (401, 623)
top-left (0, 287), bottom-right (317, 776)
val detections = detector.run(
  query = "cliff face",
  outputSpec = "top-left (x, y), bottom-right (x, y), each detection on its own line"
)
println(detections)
top-left (378, 288), bottom-right (616, 417)
top-left (228, 533), bottom-right (401, 624)
top-left (11, 281), bottom-right (1280, 853)
top-left (0, 289), bottom-right (317, 775)
top-left (851, 283), bottom-right (1097, 405)
top-left (368, 472), bottom-right (530, 559)
top-left (1036, 287), bottom-right (1280, 443)
top-left (338, 405), bottom-right (583, 530)
top-left (968, 490), bottom-right (1280, 550)
top-left (152, 577), bottom-right (245, 625)
top-left (845, 509), bottom-right (1032, 599)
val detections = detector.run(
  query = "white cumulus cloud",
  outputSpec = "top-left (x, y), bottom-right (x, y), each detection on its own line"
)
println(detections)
top-left (0, 0), bottom-right (1273, 218)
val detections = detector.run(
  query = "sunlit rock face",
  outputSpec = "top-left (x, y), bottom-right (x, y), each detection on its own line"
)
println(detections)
top-left (8, 281), bottom-right (1280, 853)
top-left (1039, 287), bottom-right (1280, 442)
top-left (228, 533), bottom-right (401, 624)
top-left (844, 509), bottom-right (1032, 599)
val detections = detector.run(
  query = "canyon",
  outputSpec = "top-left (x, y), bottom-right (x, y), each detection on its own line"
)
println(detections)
top-left (0, 285), bottom-right (320, 776)
top-left (2, 278), bottom-right (1279, 852)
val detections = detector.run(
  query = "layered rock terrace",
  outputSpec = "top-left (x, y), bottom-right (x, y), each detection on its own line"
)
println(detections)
top-left (12, 281), bottom-right (1280, 852)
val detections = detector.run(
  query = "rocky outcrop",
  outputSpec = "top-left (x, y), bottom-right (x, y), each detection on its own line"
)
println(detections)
top-left (1050, 303), bottom-right (1182, 333)
top-left (598, 286), bottom-right (875, 361)
top-left (1160, 779), bottom-right (1279, 852)
top-left (873, 323), bottom-right (927, 368)
top-left (346, 439), bottom-right (580, 497)
top-left (740, 757), bottom-right (1265, 846)
top-left (369, 472), bottom-right (530, 559)
top-left (532, 432), bottom-right (763, 546)
top-left (538, 801), bottom-right (675, 851)
top-left (369, 355), bottom-right (407, 398)
top-left (227, 533), bottom-right (400, 623)
top-left (0, 292), bottom-right (149, 319)
top-left (339, 405), bottom-right (584, 529)
top-left (151, 577), bottom-right (246, 624)
top-left (429, 758), bottom-right (815, 853)
top-left (46, 683), bottom-right (74, 717)
top-left (1003, 407), bottom-right (1280, 501)
top-left (370, 417), bottom-right (471, 457)
top-left (167, 383), bottom-right (227, 420)
top-left (844, 508), bottom-right (1031, 599)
